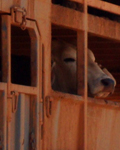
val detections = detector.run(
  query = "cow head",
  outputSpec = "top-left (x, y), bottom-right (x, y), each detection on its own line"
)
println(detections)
top-left (52, 40), bottom-right (116, 98)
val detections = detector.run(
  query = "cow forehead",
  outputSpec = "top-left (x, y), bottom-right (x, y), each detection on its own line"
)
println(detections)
top-left (62, 47), bottom-right (76, 60)
top-left (52, 40), bottom-right (76, 60)
top-left (52, 40), bottom-right (95, 62)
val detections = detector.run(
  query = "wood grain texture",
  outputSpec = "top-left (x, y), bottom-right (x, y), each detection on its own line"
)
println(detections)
top-left (70, 0), bottom-right (120, 15)
top-left (52, 4), bottom-right (120, 41)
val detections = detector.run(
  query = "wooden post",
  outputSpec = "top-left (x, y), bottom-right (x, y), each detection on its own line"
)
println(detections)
top-left (77, 0), bottom-right (88, 149)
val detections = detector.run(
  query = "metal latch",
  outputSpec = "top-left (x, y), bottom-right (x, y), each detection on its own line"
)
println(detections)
top-left (8, 91), bottom-right (19, 113)
top-left (11, 6), bottom-right (27, 30)
top-left (11, 91), bottom-right (19, 113)
top-left (7, 91), bottom-right (19, 122)
top-left (46, 96), bottom-right (53, 118)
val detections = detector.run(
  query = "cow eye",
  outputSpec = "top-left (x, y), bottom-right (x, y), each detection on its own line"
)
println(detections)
top-left (64, 58), bottom-right (75, 63)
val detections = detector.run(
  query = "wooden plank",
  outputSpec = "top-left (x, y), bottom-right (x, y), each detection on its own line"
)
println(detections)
top-left (11, 84), bottom-right (38, 95)
top-left (77, 1), bottom-right (88, 149)
top-left (19, 94), bottom-right (25, 150)
top-left (44, 97), bottom-right (84, 150)
top-left (8, 94), bottom-right (30, 150)
top-left (0, 85), bottom-right (7, 150)
top-left (1, 0), bottom-right (13, 13)
top-left (77, 32), bottom-right (85, 96)
top-left (51, 90), bottom-right (83, 102)
top-left (29, 95), bottom-right (41, 150)
top-left (28, 27), bottom-right (38, 86)
top-left (69, 0), bottom-right (120, 15)
top-left (52, 4), bottom-right (120, 41)
top-left (52, 4), bottom-right (84, 30)
top-left (27, 0), bottom-right (35, 19)
top-left (1, 15), bottom-right (11, 96)
top-left (83, 0), bottom-right (88, 149)
top-left (45, 92), bottom-right (120, 149)
top-left (20, 0), bottom-right (28, 8)
top-left (87, 101), bottom-right (120, 150)
top-left (0, 1), bottom-right (2, 11)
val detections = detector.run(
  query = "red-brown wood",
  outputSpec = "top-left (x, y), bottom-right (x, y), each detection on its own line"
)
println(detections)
top-left (0, 0), bottom-right (120, 150)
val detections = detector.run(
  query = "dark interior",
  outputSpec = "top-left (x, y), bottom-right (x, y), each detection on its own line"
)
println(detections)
top-left (11, 25), bottom-right (31, 86)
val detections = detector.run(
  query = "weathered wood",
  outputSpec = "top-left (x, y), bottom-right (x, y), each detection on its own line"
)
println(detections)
top-left (52, 4), bottom-right (120, 41)
top-left (70, 0), bottom-right (120, 15)
top-left (1, 0), bottom-right (120, 149)
top-left (88, 100), bottom-right (120, 150)
top-left (0, 85), bottom-right (7, 150)
top-left (1, 15), bottom-right (11, 97)
top-left (11, 84), bottom-right (38, 95)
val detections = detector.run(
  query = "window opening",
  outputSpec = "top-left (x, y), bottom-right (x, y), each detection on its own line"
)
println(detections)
top-left (52, 25), bottom-right (117, 100)
top-left (52, 25), bottom-right (78, 95)
top-left (11, 25), bottom-right (37, 86)
top-left (88, 34), bottom-right (118, 101)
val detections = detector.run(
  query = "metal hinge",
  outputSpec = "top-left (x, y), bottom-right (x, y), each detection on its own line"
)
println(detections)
top-left (11, 6), bottom-right (27, 30)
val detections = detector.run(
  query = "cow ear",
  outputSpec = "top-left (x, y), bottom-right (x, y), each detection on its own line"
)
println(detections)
top-left (103, 68), bottom-right (116, 86)
top-left (51, 62), bottom-right (56, 86)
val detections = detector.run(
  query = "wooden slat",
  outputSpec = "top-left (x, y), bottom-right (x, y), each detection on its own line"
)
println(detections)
top-left (11, 84), bottom-right (38, 95)
top-left (1, 0), bottom-right (13, 13)
top-left (87, 101), bottom-right (120, 150)
top-left (83, 0), bottom-right (88, 149)
top-left (1, 15), bottom-right (11, 96)
top-left (69, 0), bottom-right (120, 15)
top-left (0, 84), bottom-right (7, 150)
top-left (28, 28), bottom-right (37, 86)
top-left (0, 1), bottom-right (2, 10)
top-left (77, 32), bottom-right (85, 96)
top-left (52, 4), bottom-right (120, 41)
top-left (51, 90), bottom-right (83, 102)
top-left (19, 94), bottom-right (25, 150)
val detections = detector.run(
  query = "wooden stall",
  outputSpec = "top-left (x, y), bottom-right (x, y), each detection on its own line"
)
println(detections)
top-left (0, 0), bottom-right (120, 150)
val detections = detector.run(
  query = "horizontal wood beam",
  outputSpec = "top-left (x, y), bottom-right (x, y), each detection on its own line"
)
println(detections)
top-left (52, 4), bottom-right (120, 41)
top-left (69, 0), bottom-right (120, 15)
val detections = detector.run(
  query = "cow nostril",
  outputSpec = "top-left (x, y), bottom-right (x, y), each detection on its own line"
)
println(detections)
top-left (101, 78), bottom-right (114, 87)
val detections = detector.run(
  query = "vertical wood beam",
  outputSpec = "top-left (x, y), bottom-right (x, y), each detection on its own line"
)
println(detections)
top-left (1, 16), bottom-right (11, 150)
top-left (83, 0), bottom-right (88, 149)
top-left (1, 15), bottom-right (11, 93)
top-left (77, 0), bottom-right (88, 149)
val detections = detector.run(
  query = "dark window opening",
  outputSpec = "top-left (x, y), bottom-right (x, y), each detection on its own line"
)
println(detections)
top-left (52, 0), bottom-right (83, 12)
top-left (11, 26), bottom-right (31, 86)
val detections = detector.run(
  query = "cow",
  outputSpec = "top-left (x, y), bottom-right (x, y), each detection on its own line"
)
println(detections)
top-left (51, 40), bottom-right (116, 98)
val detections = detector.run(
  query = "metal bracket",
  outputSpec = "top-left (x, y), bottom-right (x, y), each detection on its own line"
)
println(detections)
top-left (8, 91), bottom-right (19, 113)
top-left (11, 91), bottom-right (19, 113)
top-left (46, 96), bottom-right (53, 118)
top-left (7, 91), bottom-right (19, 122)
top-left (11, 6), bottom-right (27, 30)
